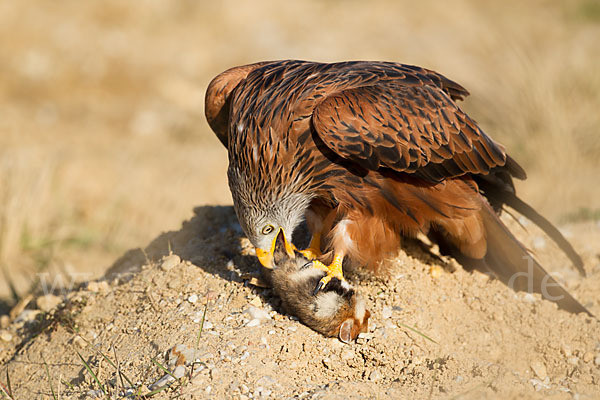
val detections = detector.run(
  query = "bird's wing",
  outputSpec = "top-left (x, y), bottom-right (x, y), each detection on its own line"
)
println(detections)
top-left (205, 61), bottom-right (273, 148)
top-left (312, 82), bottom-right (524, 182)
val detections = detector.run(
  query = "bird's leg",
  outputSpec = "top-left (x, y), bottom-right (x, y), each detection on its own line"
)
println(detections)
top-left (298, 232), bottom-right (322, 260)
top-left (311, 253), bottom-right (345, 295)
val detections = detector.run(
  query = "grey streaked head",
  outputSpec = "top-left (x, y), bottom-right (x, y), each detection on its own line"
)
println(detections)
top-left (227, 165), bottom-right (312, 264)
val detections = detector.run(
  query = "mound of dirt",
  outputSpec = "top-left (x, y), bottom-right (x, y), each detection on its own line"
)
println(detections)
top-left (1, 206), bottom-right (599, 399)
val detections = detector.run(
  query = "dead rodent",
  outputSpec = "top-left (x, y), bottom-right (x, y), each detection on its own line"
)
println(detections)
top-left (263, 230), bottom-right (370, 343)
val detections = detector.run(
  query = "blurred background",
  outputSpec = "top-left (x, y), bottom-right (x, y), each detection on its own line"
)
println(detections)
top-left (1, 0), bottom-right (599, 305)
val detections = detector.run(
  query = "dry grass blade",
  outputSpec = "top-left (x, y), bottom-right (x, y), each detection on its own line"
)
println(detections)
top-left (42, 355), bottom-right (58, 400)
top-left (76, 351), bottom-right (106, 395)
top-left (397, 321), bottom-right (438, 344)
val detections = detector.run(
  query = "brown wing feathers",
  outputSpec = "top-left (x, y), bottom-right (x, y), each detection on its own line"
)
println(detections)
top-left (312, 82), bottom-right (507, 181)
top-left (205, 60), bottom-right (588, 315)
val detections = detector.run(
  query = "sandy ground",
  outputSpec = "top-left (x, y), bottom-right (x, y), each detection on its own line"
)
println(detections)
top-left (1, 206), bottom-right (598, 399)
top-left (1, 1), bottom-right (599, 399)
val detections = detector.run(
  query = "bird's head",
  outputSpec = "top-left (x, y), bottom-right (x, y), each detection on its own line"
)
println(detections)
top-left (229, 167), bottom-right (312, 268)
top-left (234, 197), bottom-right (310, 268)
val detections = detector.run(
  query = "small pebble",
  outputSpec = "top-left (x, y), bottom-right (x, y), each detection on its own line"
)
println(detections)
top-left (530, 360), bottom-right (547, 380)
top-left (246, 319), bottom-right (261, 327)
top-left (530, 377), bottom-right (550, 391)
top-left (249, 296), bottom-right (262, 308)
top-left (161, 254), bottom-right (181, 271)
top-left (87, 281), bottom-right (109, 293)
top-left (567, 357), bottom-right (579, 365)
top-left (0, 330), bottom-right (13, 342)
top-left (256, 375), bottom-right (276, 387)
top-left (0, 315), bottom-right (9, 329)
top-left (245, 306), bottom-right (270, 321)
top-left (381, 306), bottom-right (393, 319)
top-left (188, 294), bottom-right (198, 304)
top-left (36, 294), bottom-right (62, 312)
top-left (172, 365), bottom-right (186, 379)
top-left (523, 293), bottom-right (536, 303)
top-left (369, 370), bottom-right (383, 382)
top-left (594, 356), bottom-right (600, 366)
top-left (583, 352), bottom-right (593, 363)
top-left (341, 349), bottom-right (355, 360)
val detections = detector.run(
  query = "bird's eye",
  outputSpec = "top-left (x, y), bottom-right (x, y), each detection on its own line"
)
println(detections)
top-left (261, 224), bottom-right (275, 235)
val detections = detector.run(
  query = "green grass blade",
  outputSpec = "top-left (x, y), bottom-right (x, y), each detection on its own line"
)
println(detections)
top-left (397, 322), bottom-right (438, 344)
top-left (6, 368), bottom-right (12, 398)
top-left (42, 355), bottom-right (58, 400)
top-left (196, 301), bottom-right (208, 348)
top-left (142, 384), bottom-right (170, 397)
top-left (112, 346), bottom-right (135, 389)
top-left (150, 358), bottom-right (175, 380)
top-left (76, 351), bottom-right (106, 395)
top-left (61, 378), bottom-right (75, 390)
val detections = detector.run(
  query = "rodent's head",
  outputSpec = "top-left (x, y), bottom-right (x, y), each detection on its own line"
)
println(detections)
top-left (271, 230), bottom-right (370, 343)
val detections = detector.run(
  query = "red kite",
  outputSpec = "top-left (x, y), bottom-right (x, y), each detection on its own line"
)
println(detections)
top-left (205, 60), bottom-right (589, 315)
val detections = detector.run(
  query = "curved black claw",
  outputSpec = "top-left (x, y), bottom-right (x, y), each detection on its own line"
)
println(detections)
top-left (313, 280), bottom-right (325, 296)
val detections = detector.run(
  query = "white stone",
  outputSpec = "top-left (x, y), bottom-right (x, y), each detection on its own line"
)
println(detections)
top-left (381, 306), bottom-right (393, 319)
top-left (530, 360), bottom-right (547, 380)
top-left (0, 330), bottom-right (13, 342)
top-left (245, 306), bottom-right (270, 321)
top-left (369, 370), bottom-right (383, 382)
top-left (161, 254), bottom-right (180, 271)
top-left (172, 365), bottom-right (186, 379)
top-left (246, 319), bottom-right (261, 327)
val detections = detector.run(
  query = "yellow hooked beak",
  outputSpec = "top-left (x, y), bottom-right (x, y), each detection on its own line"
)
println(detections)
top-left (255, 228), bottom-right (295, 269)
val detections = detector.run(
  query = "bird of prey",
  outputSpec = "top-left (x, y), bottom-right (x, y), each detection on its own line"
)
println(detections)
top-left (205, 60), bottom-right (589, 315)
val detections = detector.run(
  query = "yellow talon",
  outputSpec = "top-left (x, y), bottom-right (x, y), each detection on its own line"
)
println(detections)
top-left (297, 233), bottom-right (322, 260)
top-left (312, 254), bottom-right (345, 294)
